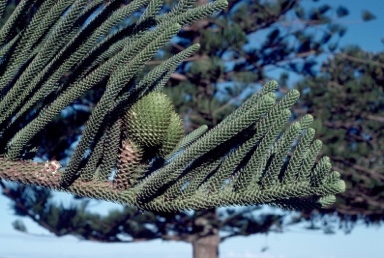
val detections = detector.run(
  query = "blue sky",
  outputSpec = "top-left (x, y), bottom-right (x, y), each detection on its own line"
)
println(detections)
top-left (315, 0), bottom-right (383, 52)
top-left (1, 1), bottom-right (384, 257)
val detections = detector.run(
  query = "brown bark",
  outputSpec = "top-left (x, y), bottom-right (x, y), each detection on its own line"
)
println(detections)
top-left (191, 209), bottom-right (220, 258)
top-left (192, 232), bottom-right (220, 258)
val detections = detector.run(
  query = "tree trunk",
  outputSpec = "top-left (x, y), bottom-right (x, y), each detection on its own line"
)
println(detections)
top-left (191, 208), bottom-right (220, 258)
top-left (192, 232), bottom-right (220, 258)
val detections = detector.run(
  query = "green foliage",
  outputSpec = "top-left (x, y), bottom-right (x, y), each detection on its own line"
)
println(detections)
top-left (0, 0), bottom-right (344, 214)
top-left (336, 6), bottom-right (349, 18)
top-left (12, 219), bottom-right (27, 232)
top-left (361, 10), bottom-right (376, 22)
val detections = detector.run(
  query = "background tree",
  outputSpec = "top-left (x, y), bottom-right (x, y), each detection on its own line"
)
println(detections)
top-left (1, 0), bottom-right (374, 257)
top-left (294, 46), bottom-right (384, 228)
top-left (162, 0), bottom-right (350, 130)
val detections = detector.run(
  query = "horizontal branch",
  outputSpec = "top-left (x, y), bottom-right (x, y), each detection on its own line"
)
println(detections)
top-left (0, 158), bottom-right (135, 207)
top-left (332, 157), bottom-right (384, 182)
top-left (0, 157), bottom-right (345, 212)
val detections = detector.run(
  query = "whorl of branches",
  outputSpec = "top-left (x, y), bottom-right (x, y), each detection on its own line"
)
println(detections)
top-left (0, 0), bottom-right (344, 212)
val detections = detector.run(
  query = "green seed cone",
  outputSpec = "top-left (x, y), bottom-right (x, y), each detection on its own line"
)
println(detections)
top-left (158, 112), bottom-right (184, 157)
top-left (123, 92), bottom-right (175, 148)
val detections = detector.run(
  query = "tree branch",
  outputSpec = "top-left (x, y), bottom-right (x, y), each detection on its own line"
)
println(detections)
top-left (337, 52), bottom-right (384, 69)
top-left (332, 157), bottom-right (384, 182)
